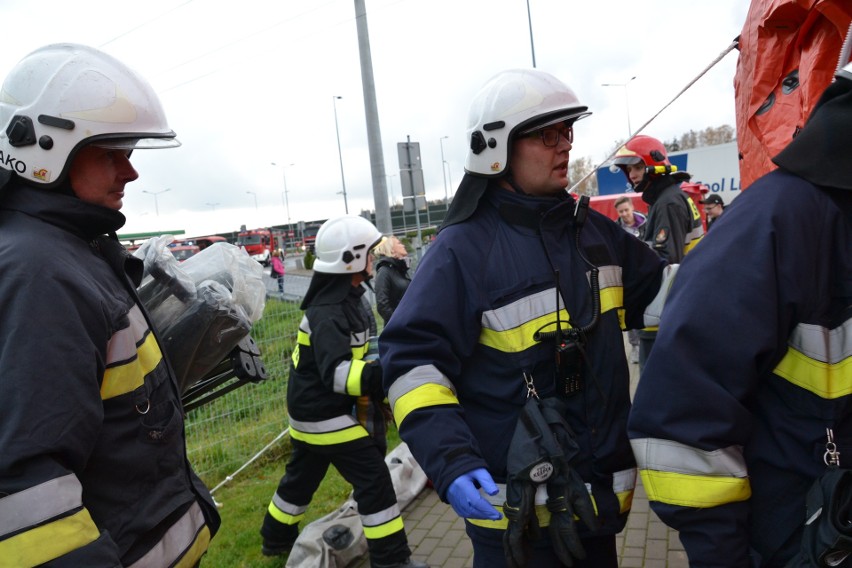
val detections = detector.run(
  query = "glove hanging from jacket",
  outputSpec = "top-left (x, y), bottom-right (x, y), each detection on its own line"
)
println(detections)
top-left (502, 394), bottom-right (598, 567)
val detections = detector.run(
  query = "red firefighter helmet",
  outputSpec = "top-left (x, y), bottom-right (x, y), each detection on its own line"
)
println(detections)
top-left (611, 135), bottom-right (681, 191)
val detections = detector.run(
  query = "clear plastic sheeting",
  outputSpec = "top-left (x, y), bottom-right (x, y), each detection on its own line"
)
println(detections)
top-left (134, 235), bottom-right (267, 393)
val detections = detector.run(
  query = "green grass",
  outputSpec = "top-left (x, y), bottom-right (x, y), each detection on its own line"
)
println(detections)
top-left (185, 296), bottom-right (399, 566)
top-left (201, 426), bottom-right (402, 567)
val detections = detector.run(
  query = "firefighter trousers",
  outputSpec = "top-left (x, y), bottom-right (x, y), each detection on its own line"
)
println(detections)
top-left (270, 437), bottom-right (410, 565)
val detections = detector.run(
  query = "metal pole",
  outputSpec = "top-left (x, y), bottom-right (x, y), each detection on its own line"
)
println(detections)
top-left (405, 135), bottom-right (423, 259)
top-left (332, 95), bottom-right (349, 214)
top-left (526, 0), bottom-right (536, 68)
top-left (439, 136), bottom-right (449, 205)
top-left (143, 188), bottom-right (170, 216)
top-left (602, 76), bottom-right (636, 137)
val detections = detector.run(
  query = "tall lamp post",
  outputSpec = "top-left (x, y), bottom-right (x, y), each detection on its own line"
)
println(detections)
top-left (205, 202), bottom-right (220, 210)
top-left (142, 188), bottom-right (170, 216)
top-left (246, 190), bottom-right (258, 210)
top-left (272, 161), bottom-right (295, 248)
top-left (602, 76), bottom-right (636, 137)
top-left (332, 95), bottom-right (349, 214)
top-left (439, 136), bottom-right (450, 205)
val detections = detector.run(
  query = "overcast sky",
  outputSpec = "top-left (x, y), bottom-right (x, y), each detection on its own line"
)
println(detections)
top-left (0, 0), bottom-right (749, 237)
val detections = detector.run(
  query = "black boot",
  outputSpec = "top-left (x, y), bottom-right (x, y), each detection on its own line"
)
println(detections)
top-left (371, 558), bottom-right (430, 568)
top-left (260, 512), bottom-right (299, 557)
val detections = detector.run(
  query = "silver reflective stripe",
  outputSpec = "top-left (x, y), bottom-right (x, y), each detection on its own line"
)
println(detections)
top-left (127, 502), bottom-right (206, 568)
top-left (613, 468), bottom-right (637, 493)
top-left (289, 414), bottom-right (359, 434)
top-left (272, 494), bottom-right (307, 516)
top-left (333, 360), bottom-right (352, 394)
top-left (388, 364), bottom-right (455, 408)
top-left (597, 265), bottom-right (623, 291)
top-left (0, 474), bottom-right (83, 538)
top-left (351, 330), bottom-right (367, 347)
top-left (299, 315), bottom-right (311, 335)
top-left (105, 305), bottom-right (149, 365)
top-left (631, 438), bottom-right (747, 476)
top-left (789, 320), bottom-right (852, 364)
top-left (481, 288), bottom-right (560, 331)
top-left (360, 503), bottom-right (401, 527)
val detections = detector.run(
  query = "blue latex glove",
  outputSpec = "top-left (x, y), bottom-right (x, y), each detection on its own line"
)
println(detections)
top-left (446, 468), bottom-right (502, 520)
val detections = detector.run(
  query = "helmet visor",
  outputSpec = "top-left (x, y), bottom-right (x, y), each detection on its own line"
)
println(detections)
top-left (89, 134), bottom-right (181, 150)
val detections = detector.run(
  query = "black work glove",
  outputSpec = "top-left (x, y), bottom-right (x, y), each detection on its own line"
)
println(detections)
top-left (364, 361), bottom-right (385, 402)
top-left (503, 480), bottom-right (538, 568)
top-left (545, 468), bottom-right (597, 566)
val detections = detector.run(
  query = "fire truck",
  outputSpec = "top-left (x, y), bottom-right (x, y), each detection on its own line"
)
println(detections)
top-left (236, 228), bottom-right (283, 266)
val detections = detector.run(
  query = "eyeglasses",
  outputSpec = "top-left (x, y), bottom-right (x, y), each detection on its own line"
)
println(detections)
top-left (526, 125), bottom-right (574, 147)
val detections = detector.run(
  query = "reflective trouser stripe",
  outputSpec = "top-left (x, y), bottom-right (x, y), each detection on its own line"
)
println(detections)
top-left (0, 508), bottom-right (100, 566)
top-left (268, 495), bottom-right (307, 526)
top-left (128, 502), bottom-right (210, 568)
top-left (361, 504), bottom-right (405, 540)
top-left (289, 415), bottom-right (370, 445)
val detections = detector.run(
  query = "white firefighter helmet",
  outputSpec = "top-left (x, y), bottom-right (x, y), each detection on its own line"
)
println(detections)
top-left (312, 215), bottom-right (384, 274)
top-left (464, 68), bottom-right (591, 176)
top-left (0, 43), bottom-right (179, 188)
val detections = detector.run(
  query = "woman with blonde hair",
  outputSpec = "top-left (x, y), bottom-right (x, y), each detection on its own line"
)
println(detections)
top-left (372, 236), bottom-right (410, 325)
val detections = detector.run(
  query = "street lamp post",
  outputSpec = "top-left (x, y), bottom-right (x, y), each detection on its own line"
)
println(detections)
top-left (272, 161), bottom-right (295, 248)
top-left (332, 95), bottom-right (349, 214)
top-left (602, 76), bottom-right (637, 137)
top-left (142, 188), bottom-right (170, 216)
top-left (439, 136), bottom-right (452, 205)
top-left (205, 202), bottom-right (220, 210)
top-left (387, 174), bottom-right (403, 233)
top-left (246, 190), bottom-right (258, 210)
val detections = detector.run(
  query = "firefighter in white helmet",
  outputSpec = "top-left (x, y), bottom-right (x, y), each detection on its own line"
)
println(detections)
top-left (0, 44), bottom-right (220, 566)
top-left (260, 215), bottom-right (428, 568)
top-left (379, 69), bottom-right (672, 567)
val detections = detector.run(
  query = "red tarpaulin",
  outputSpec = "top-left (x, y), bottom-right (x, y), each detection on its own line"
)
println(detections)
top-left (735, 0), bottom-right (851, 189)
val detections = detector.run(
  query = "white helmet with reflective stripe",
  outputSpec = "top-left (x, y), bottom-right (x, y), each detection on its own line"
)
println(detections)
top-left (0, 43), bottom-right (179, 188)
top-left (464, 68), bottom-right (591, 177)
top-left (312, 215), bottom-right (384, 274)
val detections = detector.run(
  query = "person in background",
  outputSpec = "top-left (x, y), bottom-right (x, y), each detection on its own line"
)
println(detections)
top-left (700, 193), bottom-right (726, 230)
top-left (260, 215), bottom-right (427, 568)
top-left (628, 61), bottom-right (852, 566)
top-left (271, 248), bottom-right (286, 294)
top-left (373, 235), bottom-right (412, 326)
top-left (611, 135), bottom-right (704, 371)
top-left (614, 195), bottom-right (646, 240)
top-left (0, 43), bottom-right (220, 566)
top-left (380, 68), bottom-right (672, 567)
top-left (613, 196), bottom-right (646, 363)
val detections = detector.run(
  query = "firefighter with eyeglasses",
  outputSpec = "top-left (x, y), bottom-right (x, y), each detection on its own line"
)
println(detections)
top-left (379, 69), bottom-right (676, 567)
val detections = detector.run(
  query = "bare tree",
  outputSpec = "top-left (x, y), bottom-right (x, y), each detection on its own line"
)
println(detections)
top-left (569, 155), bottom-right (599, 195)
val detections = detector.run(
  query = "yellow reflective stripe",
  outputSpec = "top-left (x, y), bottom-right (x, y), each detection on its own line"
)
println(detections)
top-left (101, 331), bottom-right (162, 400)
top-left (290, 423), bottom-right (369, 445)
top-left (0, 474), bottom-right (83, 537)
top-left (361, 505), bottom-right (404, 539)
top-left (0, 508), bottom-right (100, 567)
top-left (599, 285), bottom-right (623, 315)
top-left (393, 383), bottom-right (459, 427)
top-left (617, 488), bottom-right (634, 514)
top-left (775, 350), bottom-right (852, 399)
top-left (481, 288), bottom-right (557, 330)
top-left (268, 500), bottom-right (304, 525)
top-left (347, 359), bottom-right (367, 396)
top-left (479, 309), bottom-right (571, 353)
top-left (774, 320), bottom-right (852, 399)
top-left (639, 468), bottom-right (751, 508)
top-left (127, 502), bottom-right (210, 568)
top-left (351, 344), bottom-right (369, 359)
top-left (683, 236), bottom-right (701, 255)
top-left (173, 526), bottom-right (211, 568)
top-left (296, 328), bottom-right (310, 346)
top-left (291, 344), bottom-right (300, 368)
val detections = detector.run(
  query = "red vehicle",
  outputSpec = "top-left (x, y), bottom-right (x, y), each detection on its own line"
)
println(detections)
top-left (236, 228), bottom-right (282, 266)
top-left (301, 224), bottom-right (321, 253)
top-left (181, 235), bottom-right (227, 251)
